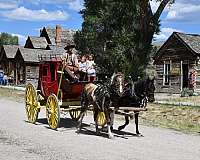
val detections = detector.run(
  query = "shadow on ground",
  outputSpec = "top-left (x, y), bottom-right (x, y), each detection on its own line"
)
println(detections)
top-left (25, 118), bottom-right (143, 139)
top-left (77, 127), bottom-right (143, 139)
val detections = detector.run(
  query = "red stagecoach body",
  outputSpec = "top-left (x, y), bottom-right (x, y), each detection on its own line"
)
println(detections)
top-left (37, 54), bottom-right (84, 101)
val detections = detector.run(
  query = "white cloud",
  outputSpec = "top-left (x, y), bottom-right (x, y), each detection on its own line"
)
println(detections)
top-left (1, 7), bottom-right (69, 21)
top-left (68, 0), bottom-right (84, 12)
top-left (11, 33), bottom-right (27, 45)
top-left (154, 27), bottom-right (182, 42)
top-left (0, 2), bottom-right (17, 9)
top-left (20, 0), bottom-right (84, 10)
top-left (150, 0), bottom-right (170, 13)
top-left (165, 2), bottom-right (200, 23)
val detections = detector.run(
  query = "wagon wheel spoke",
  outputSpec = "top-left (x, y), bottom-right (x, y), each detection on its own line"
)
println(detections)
top-left (46, 94), bottom-right (60, 130)
top-left (25, 83), bottom-right (39, 124)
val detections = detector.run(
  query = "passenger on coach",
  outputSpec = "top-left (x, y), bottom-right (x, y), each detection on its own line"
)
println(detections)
top-left (87, 54), bottom-right (96, 81)
top-left (78, 55), bottom-right (88, 81)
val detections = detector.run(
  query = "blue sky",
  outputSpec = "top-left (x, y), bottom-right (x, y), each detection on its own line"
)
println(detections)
top-left (0, 0), bottom-right (200, 45)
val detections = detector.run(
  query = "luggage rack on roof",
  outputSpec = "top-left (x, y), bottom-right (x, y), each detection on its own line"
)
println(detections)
top-left (38, 54), bottom-right (62, 62)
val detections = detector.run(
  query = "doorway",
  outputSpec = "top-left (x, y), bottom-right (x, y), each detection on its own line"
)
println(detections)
top-left (182, 64), bottom-right (189, 88)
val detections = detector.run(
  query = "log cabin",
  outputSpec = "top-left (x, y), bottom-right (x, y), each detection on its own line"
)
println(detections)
top-left (154, 32), bottom-right (200, 94)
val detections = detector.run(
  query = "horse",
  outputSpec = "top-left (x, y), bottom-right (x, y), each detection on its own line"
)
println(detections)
top-left (77, 73), bottom-right (125, 139)
top-left (110, 72), bottom-right (125, 107)
top-left (117, 76), bottom-right (155, 136)
top-left (77, 82), bottom-right (114, 138)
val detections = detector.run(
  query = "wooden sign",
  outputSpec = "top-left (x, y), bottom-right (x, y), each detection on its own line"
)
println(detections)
top-left (171, 63), bottom-right (180, 75)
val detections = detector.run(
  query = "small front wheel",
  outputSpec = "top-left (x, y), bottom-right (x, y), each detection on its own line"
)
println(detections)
top-left (96, 111), bottom-right (107, 127)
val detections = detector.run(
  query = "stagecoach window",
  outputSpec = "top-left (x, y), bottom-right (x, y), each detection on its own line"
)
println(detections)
top-left (50, 64), bottom-right (55, 81)
top-left (164, 63), bottom-right (170, 85)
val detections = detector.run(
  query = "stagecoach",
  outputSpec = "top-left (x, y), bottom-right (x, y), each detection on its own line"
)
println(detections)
top-left (25, 52), bottom-right (150, 133)
top-left (25, 53), bottom-right (108, 129)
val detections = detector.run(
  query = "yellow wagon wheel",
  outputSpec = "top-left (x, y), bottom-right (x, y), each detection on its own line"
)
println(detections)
top-left (25, 83), bottom-right (39, 123)
top-left (69, 109), bottom-right (81, 121)
top-left (46, 94), bottom-right (60, 130)
top-left (96, 112), bottom-right (107, 127)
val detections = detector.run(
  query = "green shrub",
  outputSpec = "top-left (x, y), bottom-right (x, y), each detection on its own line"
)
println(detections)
top-left (181, 88), bottom-right (194, 97)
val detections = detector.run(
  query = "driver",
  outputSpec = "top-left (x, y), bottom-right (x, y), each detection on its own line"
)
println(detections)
top-left (62, 44), bottom-right (79, 81)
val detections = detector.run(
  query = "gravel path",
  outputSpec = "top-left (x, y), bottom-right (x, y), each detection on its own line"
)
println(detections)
top-left (0, 98), bottom-right (199, 160)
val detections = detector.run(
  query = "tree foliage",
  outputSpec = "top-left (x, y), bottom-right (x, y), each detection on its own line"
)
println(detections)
top-left (0, 32), bottom-right (18, 47)
top-left (74, 0), bottom-right (174, 78)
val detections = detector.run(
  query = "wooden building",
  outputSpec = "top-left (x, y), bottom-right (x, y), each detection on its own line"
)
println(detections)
top-left (0, 45), bottom-right (19, 82)
top-left (15, 48), bottom-right (53, 85)
top-left (0, 25), bottom-right (75, 85)
top-left (154, 32), bottom-right (200, 93)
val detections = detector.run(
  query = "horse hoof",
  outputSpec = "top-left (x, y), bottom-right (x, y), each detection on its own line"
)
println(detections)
top-left (108, 134), bottom-right (114, 139)
top-left (118, 126), bottom-right (123, 131)
top-left (110, 126), bottom-right (113, 132)
top-left (96, 131), bottom-right (100, 136)
top-left (76, 129), bottom-right (81, 134)
top-left (136, 133), bottom-right (143, 137)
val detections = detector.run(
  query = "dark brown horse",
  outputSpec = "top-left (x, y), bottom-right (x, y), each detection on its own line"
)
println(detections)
top-left (117, 76), bottom-right (155, 136)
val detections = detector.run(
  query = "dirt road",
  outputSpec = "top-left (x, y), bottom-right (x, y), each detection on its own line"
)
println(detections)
top-left (0, 98), bottom-right (199, 160)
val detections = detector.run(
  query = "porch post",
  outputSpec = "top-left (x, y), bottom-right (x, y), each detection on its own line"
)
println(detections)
top-left (163, 61), bottom-right (165, 86)
top-left (170, 60), bottom-right (172, 86)
top-left (15, 66), bottom-right (18, 85)
top-left (180, 61), bottom-right (183, 92)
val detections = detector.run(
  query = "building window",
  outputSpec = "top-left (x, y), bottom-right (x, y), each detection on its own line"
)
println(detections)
top-left (164, 63), bottom-right (170, 85)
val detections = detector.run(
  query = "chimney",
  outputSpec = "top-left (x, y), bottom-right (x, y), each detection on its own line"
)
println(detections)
top-left (55, 25), bottom-right (62, 46)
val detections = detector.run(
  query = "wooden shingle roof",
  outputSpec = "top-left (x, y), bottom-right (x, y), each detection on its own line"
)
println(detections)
top-left (25, 36), bottom-right (48, 49)
top-left (18, 48), bottom-right (53, 63)
top-left (46, 45), bottom-right (65, 54)
top-left (176, 32), bottom-right (200, 54)
top-left (41, 27), bottom-right (75, 46)
top-left (1, 45), bottom-right (19, 59)
top-left (154, 32), bottom-right (200, 60)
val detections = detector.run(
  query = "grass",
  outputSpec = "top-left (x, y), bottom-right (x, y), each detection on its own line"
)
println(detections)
top-left (0, 87), bottom-right (24, 103)
top-left (0, 88), bottom-right (199, 134)
top-left (156, 93), bottom-right (200, 105)
top-left (140, 103), bottom-right (200, 134)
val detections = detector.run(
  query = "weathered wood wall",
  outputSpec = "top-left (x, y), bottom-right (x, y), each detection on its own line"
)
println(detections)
top-left (155, 61), bottom-right (181, 93)
top-left (25, 64), bottom-right (39, 87)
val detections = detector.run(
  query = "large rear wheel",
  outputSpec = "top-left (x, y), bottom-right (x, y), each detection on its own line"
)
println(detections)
top-left (25, 83), bottom-right (39, 123)
top-left (46, 94), bottom-right (60, 130)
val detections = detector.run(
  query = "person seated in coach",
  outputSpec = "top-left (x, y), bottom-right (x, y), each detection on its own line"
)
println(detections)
top-left (78, 55), bottom-right (88, 81)
top-left (86, 54), bottom-right (96, 81)
top-left (62, 43), bottom-right (79, 82)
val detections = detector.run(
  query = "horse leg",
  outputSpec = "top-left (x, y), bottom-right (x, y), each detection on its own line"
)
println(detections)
top-left (135, 111), bottom-right (143, 136)
top-left (77, 92), bottom-right (87, 133)
top-left (110, 110), bottom-right (115, 132)
top-left (105, 109), bottom-right (114, 139)
top-left (93, 108), bottom-right (100, 135)
top-left (118, 111), bottom-right (129, 131)
top-left (77, 108), bottom-right (86, 133)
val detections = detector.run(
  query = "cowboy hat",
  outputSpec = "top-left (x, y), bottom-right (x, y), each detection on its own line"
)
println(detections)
top-left (64, 43), bottom-right (76, 50)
